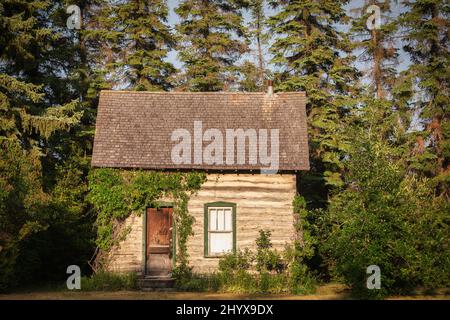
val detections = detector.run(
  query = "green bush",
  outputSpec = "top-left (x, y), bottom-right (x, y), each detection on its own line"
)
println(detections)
top-left (80, 271), bottom-right (137, 291)
top-left (174, 229), bottom-right (317, 295)
top-left (218, 248), bottom-right (252, 273)
top-left (255, 230), bottom-right (286, 273)
top-left (0, 141), bottom-right (93, 292)
top-left (322, 141), bottom-right (450, 299)
top-left (175, 270), bottom-right (315, 294)
top-left (287, 261), bottom-right (316, 294)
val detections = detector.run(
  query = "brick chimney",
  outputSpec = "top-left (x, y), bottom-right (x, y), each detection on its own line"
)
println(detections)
top-left (267, 80), bottom-right (273, 96)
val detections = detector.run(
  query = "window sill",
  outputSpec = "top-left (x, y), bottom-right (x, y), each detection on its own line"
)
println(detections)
top-left (204, 252), bottom-right (236, 259)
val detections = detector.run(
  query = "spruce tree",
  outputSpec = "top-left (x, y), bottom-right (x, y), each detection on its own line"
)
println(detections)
top-left (399, 0), bottom-right (449, 195)
top-left (0, 0), bottom-right (89, 289)
top-left (350, 1), bottom-right (407, 144)
top-left (0, 0), bottom-right (82, 144)
top-left (249, 0), bottom-right (267, 87)
top-left (268, 0), bottom-right (359, 189)
top-left (94, 0), bottom-right (175, 91)
top-left (175, 0), bottom-right (249, 91)
top-left (238, 0), bottom-right (269, 92)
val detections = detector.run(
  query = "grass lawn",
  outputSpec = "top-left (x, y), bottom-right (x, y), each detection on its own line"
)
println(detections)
top-left (0, 283), bottom-right (448, 300)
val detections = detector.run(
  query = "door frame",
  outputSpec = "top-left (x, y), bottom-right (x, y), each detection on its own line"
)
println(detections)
top-left (142, 203), bottom-right (176, 275)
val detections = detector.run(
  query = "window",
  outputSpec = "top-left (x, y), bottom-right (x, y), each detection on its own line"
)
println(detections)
top-left (204, 202), bottom-right (236, 257)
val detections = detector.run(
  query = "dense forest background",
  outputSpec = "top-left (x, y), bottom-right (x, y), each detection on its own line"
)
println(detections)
top-left (0, 0), bottom-right (448, 295)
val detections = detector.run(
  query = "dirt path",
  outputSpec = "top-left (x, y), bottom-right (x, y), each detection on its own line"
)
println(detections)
top-left (0, 284), bottom-right (447, 300)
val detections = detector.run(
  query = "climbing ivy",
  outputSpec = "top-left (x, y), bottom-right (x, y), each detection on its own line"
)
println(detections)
top-left (292, 195), bottom-right (317, 260)
top-left (88, 168), bottom-right (206, 271)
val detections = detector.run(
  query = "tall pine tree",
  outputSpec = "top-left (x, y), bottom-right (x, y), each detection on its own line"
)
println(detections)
top-left (238, 0), bottom-right (269, 92)
top-left (350, 1), bottom-right (408, 145)
top-left (0, 0), bottom-right (91, 289)
top-left (175, 0), bottom-right (249, 91)
top-left (268, 0), bottom-right (359, 191)
top-left (87, 0), bottom-right (175, 91)
top-left (399, 0), bottom-right (449, 195)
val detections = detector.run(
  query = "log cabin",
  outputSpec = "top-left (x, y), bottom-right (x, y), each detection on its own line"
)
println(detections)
top-left (91, 87), bottom-right (310, 279)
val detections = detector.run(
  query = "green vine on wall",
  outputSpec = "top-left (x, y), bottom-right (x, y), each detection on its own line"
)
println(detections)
top-left (87, 168), bottom-right (206, 272)
top-left (292, 195), bottom-right (316, 260)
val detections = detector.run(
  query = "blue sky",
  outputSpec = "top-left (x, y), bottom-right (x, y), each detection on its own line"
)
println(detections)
top-left (164, 0), bottom-right (410, 76)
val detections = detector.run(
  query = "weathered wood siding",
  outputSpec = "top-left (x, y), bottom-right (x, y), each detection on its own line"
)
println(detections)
top-left (187, 173), bottom-right (296, 273)
top-left (106, 214), bottom-right (144, 274)
top-left (106, 173), bottom-right (297, 274)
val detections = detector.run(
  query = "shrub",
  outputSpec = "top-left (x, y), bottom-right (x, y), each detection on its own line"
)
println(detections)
top-left (221, 270), bottom-right (259, 293)
top-left (218, 248), bottom-right (252, 273)
top-left (255, 230), bottom-right (286, 273)
top-left (80, 271), bottom-right (137, 291)
top-left (322, 141), bottom-right (450, 298)
top-left (287, 260), bottom-right (316, 294)
top-left (174, 228), bottom-right (317, 294)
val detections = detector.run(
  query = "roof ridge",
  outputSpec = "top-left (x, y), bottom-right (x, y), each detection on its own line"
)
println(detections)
top-left (100, 90), bottom-right (306, 95)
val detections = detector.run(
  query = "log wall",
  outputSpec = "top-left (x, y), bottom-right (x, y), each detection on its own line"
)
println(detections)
top-left (106, 173), bottom-right (297, 274)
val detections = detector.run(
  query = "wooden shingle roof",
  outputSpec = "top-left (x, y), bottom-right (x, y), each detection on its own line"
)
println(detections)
top-left (91, 90), bottom-right (310, 171)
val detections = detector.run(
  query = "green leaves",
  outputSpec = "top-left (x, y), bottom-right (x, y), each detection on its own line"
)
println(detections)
top-left (269, 0), bottom-right (359, 189)
top-left (175, 0), bottom-right (249, 91)
top-left (87, 168), bottom-right (206, 272)
top-left (399, 0), bottom-right (449, 192)
top-left (322, 138), bottom-right (449, 298)
top-left (85, 0), bottom-right (176, 91)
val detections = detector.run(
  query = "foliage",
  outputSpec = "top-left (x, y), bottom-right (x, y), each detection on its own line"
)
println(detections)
top-left (292, 196), bottom-right (317, 260)
top-left (398, 0), bottom-right (449, 196)
top-left (255, 230), bottom-right (285, 273)
top-left (88, 168), bottom-right (206, 272)
top-left (321, 138), bottom-right (450, 298)
top-left (0, 139), bottom-right (93, 291)
top-left (288, 196), bottom-right (319, 292)
top-left (80, 271), bottom-right (137, 291)
top-left (88, 0), bottom-right (176, 91)
top-left (350, 0), bottom-right (399, 98)
top-left (175, 270), bottom-right (315, 294)
top-left (175, 229), bottom-right (316, 294)
top-left (268, 0), bottom-right (360, 188)
top-left (218, 248), bottom-right (253, 273)
top-left (238, 0), bottom-right (269, 91)
top-left (175, 0), bottom-right (249, 91)
top-left (1, 0), bottom-right (448, 298)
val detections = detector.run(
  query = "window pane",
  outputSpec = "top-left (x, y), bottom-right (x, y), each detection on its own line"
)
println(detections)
top-left (209, 209), bottom-right (217, 231)
top-left (217, 209), bottom-right (225, 231)
top-left (209, 232), bottom-right (232, 254)
top-left (224, 209), bottom-right (232, 231)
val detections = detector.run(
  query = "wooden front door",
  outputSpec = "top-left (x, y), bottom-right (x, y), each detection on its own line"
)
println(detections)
top-left (146, 207), bottom-right (173, 276)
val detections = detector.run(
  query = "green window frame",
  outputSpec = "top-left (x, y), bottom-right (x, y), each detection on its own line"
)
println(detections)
top-left (204, 201), bottom-right (237, 258)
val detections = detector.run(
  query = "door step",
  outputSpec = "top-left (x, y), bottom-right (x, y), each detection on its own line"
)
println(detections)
top-left (137, 275), bottom-right (175, 291)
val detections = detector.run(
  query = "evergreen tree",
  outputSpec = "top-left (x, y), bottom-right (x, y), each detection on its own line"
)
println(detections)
top-left (92, 0), bottom-right (175, 91)
top-left (249, 0), bottom-right (267, 88)
top-left (238, 0), bottom-right (270, 92)
top-left (351, 0), bottom-right (398, 99)
top-left (0, 0), bottom-right (93, 290)
top-left (0, 0), bottom-right (82, 145)
top-left (398, 0), bottom-right (449, 196)
top-left (175, 0), bottom-right (249, 91)
top-left (268, 0), bottom-right (360, 190)
top-left (349, 1), bottom-right (409, 145)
